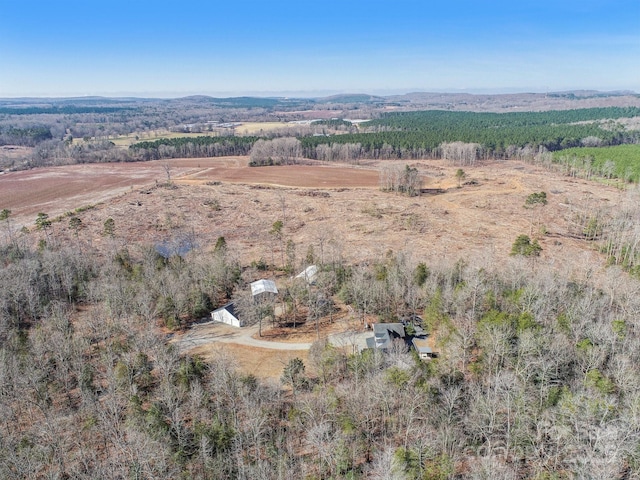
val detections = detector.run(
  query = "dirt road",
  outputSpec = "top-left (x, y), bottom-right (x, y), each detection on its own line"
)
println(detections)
top-left (171, 321), bottom-right (314, 352)
top-left (171, 319), bottom-right (372, 355)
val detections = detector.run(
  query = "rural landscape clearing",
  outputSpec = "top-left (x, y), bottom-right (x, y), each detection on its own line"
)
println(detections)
top-left (3, 113), bottom-right (640, 477)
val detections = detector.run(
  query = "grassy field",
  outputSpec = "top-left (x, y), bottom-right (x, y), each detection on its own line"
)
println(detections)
top-left (234, 121), bottom-right (290, 134)
top-left (553, 144), bottom-right (640, 182)
top-left (107, 122), bottom-right (292, 147)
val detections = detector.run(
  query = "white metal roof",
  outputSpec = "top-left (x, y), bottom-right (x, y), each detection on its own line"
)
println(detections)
top-left (294, 265), bottom-right (318, 284)
top-left (250, 279), bottom-right (278, 296)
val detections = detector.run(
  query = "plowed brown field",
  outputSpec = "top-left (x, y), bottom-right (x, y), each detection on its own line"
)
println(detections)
top-left (0, 158), bottom-right (379, 225)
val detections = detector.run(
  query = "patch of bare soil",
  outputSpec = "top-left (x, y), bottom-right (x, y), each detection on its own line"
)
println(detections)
top-left (0, 157), bottom-right (379, 228)
top-left (257, 304), bottom-right (364, 343)
top-left (179, 163), bottom-right (380, 188)
top-left (190, 342), bottom-right (309, 380)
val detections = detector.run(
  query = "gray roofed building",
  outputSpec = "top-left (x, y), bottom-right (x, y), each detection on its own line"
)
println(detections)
top-left (370, 323), bottom-right (406, 350)
top-left (412, 337), bottom-right (434, 359)
top-left (364, 322), bottom-right (436, 359)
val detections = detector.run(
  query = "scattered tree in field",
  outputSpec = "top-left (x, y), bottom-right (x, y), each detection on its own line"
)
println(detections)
top-left (69, 216), bottom-right (82, 234)
top-left (0, 208), bottom-right (16, 250)
top-left (525, 191), bottom-right (548, 207)
top-left (35, 212), bottom-right (51, 231)
top-left (163, 162), bottom-right (172, 184)
top-left (379, 164), bottom-right (421, 196)
top-left (214, 235), bottom-right (227, 252)
top-left (525, 191), bottom-right (548, 235)
top-left (414, 262), bottom-right (429, 287)
top-left (35, 212), bottom-right (52, 245)
top-left (510, 234), bottom-right (542, 256)
top-left (270, 220), bottom-right (283, 237)
top-left (103, 217), bottom-right (115, 237)
top-left (455, 168), bottom-right (466, 187)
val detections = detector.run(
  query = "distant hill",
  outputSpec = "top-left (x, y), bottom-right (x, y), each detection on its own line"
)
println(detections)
top-left (1, 90), bottom-right (638, 113)
top-left (314, 93), bottom-right (385, 104)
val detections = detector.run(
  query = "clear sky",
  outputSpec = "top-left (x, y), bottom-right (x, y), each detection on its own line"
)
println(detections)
top-left (1, 0), bottom-right (638, 97)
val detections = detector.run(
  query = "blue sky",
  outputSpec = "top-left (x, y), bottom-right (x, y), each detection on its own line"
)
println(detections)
top-left (1, 0), bottom-right (638, 97)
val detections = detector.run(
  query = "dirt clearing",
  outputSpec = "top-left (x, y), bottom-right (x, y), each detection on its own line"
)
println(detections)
top-left (0, 158), bottom-right (379, 227)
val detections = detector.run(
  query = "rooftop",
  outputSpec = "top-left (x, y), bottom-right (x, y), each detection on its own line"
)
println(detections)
top-left (412, 337), bottom-right (432, 354)
top-left (250, 279), bottom-right (278, 296)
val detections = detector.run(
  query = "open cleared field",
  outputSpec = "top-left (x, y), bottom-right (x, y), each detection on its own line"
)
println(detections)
top-left (5, 156), bottom-right (625, 273)
top-left (193, 343), bottom-right (310, 380)
top-left (0, 161), bottom-right (196, 224)
top-left (235, 121), bottom-right (292, 135)
top-left (178, 161), bottom-right (380, 188)
top-left (107, 122), bottom-right (295, 146)
top-left (0, 158), bottom-right (380, 226)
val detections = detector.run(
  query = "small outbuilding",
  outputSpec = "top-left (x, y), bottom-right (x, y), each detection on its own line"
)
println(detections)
top-left (294, 265), bottom-right (319, 285)
top-left (211, 302), bottom-right (243, 327)
top-left (412, 337), bottom-right (434, 359)
top-left (250, 279), bottom-right (278, 300)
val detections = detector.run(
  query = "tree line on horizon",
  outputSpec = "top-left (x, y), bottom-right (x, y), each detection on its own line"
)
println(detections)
top-left (3, 106), bottom-right (640, 185)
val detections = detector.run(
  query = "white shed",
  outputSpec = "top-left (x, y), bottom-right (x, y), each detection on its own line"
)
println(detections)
top-left (211, 302), bottom-right (243, 327)
top-left (295, 265), bottom-right (318, 285)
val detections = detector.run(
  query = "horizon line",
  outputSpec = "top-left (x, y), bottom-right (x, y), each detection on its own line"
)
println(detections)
top-left (1, 87), bottom-right (638, 100)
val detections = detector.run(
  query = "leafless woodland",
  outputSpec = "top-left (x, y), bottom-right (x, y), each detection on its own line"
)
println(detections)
top-left (2, 173), bottom-right (640, 478)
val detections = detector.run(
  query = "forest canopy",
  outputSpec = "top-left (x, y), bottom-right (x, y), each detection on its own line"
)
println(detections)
top-left (300, 107), bottom-right (640, 160)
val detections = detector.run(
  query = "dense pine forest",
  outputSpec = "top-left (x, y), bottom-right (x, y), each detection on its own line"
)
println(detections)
top-left (300, 108), bottom-right (640, 160)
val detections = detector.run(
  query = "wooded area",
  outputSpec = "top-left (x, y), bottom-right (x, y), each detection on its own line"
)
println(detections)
top-left (2, 178), bottom-right (640, 477)
top-left (300, 108), bottom-right (640, 161)
top-left (3, 96), bottom-right (640, 177)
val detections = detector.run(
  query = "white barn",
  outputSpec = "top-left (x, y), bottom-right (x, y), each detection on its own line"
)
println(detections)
top-left (211, 302), bottom-right (243, 327)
